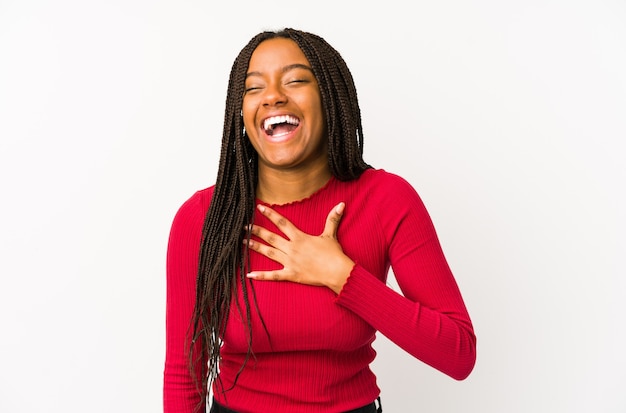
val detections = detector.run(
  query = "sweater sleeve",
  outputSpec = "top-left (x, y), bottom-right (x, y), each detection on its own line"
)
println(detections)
top-left (163, 191), bottom-right (209, 413)
top-left (335, 174), bottom-right (476, 380)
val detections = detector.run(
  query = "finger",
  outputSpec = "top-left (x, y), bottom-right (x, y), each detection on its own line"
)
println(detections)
top-left (246, 269), bottom-right (287, 282)
top-left (248, 224), bottom-right (288, 250)
top-left (322, 202), bottom-right (345, 238)
top-left (244, 238), bottom-right (286, 263)
top-left (257, 205), bottom-right (298, 239)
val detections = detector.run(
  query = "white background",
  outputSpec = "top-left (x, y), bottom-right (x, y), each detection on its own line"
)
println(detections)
top-left (1, 1), bottom-right (624, 412)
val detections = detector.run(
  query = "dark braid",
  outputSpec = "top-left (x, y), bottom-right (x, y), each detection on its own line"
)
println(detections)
top-left (188, 28), bottom-right (371, 411)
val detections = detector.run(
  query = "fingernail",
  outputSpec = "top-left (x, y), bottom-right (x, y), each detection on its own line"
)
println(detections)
top-left (257, 205), bottom-right (265, 213)
top-left (335, 202), bottom-right (345, 214)
top-left (246, 272), bottom-right (257, 279)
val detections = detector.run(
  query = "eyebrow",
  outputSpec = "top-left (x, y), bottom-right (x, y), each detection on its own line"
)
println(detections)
top-left (246, 63), bottom-right (313, 79)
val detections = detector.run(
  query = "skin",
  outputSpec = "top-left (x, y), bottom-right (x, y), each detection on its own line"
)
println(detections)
top-left (242, 38), bottom-right (354, 294)
top-left (242, 37), bottom-right (330, 204)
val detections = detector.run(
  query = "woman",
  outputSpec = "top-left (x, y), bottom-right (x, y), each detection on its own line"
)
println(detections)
top-left (164, 28), bottom-right (476, 413)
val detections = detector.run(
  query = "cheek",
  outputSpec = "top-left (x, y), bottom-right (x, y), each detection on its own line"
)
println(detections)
top-left (309, 96), bottom-right (325, 126)
top-left (310, 102), bottom-right (326, 136)
top-left (241, 98), bottom-right (257, 126)
top-left (242, 111), bottom-right (255, 135)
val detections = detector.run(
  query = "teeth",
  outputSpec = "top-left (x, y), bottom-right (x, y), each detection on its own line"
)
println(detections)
top-left (263, 115), bottom-right (299, 131)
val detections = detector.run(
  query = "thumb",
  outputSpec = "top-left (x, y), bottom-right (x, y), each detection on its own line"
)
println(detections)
top-left (322, 202), bottom-right (345, 238)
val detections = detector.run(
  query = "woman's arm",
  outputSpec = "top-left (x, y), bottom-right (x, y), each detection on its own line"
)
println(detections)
top-left (336, 175), bottom-right (476, 380)
top-left (244, 174), bottom-right (476, 380)
top-left (163, 192), bottom-right (210, 413)
top-left (248, 174), bottom-right (476, 380)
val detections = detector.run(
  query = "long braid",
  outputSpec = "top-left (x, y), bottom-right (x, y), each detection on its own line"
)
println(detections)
top-left (188, 28), bottom-right (371, 411)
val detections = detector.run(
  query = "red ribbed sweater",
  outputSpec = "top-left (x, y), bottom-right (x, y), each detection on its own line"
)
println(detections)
top-left (164, 169), bottom-right (476, 413)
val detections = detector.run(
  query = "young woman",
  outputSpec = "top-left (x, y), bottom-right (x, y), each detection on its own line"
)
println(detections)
top-left (164, 28), bottom-right (476, 413)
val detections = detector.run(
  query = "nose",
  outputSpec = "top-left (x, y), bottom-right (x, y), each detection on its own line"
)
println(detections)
top-left (262, 82), bottom-right (287, 107)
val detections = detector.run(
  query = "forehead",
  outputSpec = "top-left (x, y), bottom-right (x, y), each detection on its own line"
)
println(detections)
top-left (247, 38), bottom-right (311, 72)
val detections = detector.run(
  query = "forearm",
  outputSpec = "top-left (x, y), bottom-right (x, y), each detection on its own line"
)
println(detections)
top-left (336, 264), bottom-right (476, 380)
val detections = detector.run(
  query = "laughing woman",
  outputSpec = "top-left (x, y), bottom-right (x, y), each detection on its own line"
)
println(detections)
top-left (163, 28), bottom-right (476, 413)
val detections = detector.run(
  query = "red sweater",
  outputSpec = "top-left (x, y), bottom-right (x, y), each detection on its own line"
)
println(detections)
top-left (164, 169), bottom-right (476, 413)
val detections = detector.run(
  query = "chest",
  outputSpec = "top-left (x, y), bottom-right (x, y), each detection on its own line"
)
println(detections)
top-left (222, 200), bottom-right (390, 354)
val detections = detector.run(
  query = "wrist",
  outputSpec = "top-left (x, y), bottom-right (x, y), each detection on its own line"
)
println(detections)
top-left (328, 257), bottom-right (355, 294)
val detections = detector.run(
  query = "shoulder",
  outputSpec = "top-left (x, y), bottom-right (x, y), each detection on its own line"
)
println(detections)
top-left (359, 168), bottom-right (411, 184)
top-left (180, 186), bottom-right (214, 212)
top-left (169, 185), bottom-right (215, 234)
top-left (353, 169), bottom-right (432, 229)
top-left (357, 168), bottom-right (423, 202)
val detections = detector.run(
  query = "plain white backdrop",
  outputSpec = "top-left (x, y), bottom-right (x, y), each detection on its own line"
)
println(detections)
top-left (1, 0), bottom-right (624, 412)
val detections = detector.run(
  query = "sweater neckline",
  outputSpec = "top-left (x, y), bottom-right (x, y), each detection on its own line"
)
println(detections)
top-left (256, 176), bottom-right (336, 208)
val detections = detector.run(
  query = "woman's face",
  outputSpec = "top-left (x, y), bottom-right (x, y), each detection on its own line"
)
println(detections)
top-left (242, 38), bottom-right (328, 175)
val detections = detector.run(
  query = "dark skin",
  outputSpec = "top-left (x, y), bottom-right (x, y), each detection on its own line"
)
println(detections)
top-left (242, 38), bottom-right (355, 294)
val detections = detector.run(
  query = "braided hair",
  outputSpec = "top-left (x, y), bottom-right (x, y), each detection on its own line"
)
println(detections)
top-left (188, 28), bottom-right (370, 410)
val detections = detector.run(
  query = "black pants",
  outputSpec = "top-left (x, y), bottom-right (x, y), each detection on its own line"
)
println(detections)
top-left (210, 397), bottom-right (382, 413)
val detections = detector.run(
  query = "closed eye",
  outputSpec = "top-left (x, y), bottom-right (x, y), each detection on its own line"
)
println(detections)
top-left (286, 79), bottom-right (309, 86)
top-left (244, 86), bottom-right (263, 93)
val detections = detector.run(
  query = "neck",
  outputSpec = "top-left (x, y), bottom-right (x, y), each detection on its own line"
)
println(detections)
top-left (256, 162), bottom-right (332, 205)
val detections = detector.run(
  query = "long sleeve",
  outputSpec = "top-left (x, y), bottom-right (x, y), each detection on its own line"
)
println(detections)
top-left (163, 190), bottom-right (211, 413)
top-left (163, 171), bottom-right (474, 413)
top-left (335, 173), bottom-right (476, 380)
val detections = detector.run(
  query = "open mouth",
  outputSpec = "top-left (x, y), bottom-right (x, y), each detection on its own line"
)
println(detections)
top-left (263, 115), bottom-right (300, 137)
